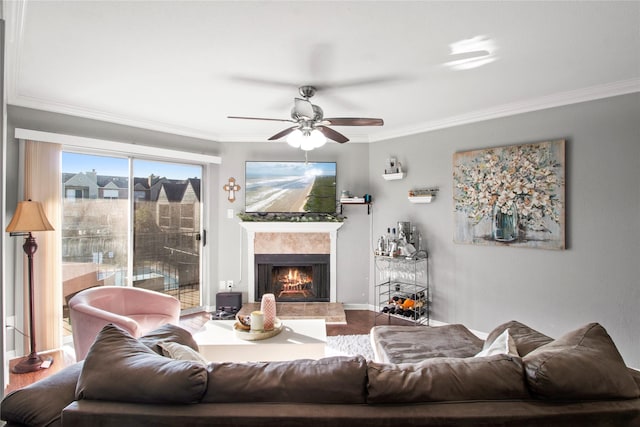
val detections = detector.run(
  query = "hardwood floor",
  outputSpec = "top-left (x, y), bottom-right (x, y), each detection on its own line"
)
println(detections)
top-left (326, 310), bottom-right (415, 336)
top-left (180, 309), bottom-right (416, 336)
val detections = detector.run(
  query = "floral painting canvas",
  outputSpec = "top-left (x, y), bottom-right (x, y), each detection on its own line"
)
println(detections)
top-left (453, 140), bottom-right (565, 250)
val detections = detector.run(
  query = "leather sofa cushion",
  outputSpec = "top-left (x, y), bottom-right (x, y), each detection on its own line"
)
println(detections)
top-left (76, 324), bottom-right (208, 404)
top-left (523, 322), bottom-right (640, 400)
top-left (1, 361), bottom-right (83, 427)
top-left (367, 354), bottom-right (530, 403)
top-left (201, 356), bottom-right (367, 404)
top-left (139, 323), bottom-right (200, 355)
top-left (483, 320), bottom-right (553, 356)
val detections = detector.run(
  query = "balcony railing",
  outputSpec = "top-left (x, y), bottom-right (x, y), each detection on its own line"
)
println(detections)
top-left (62, 230), bottom-right (201, 314)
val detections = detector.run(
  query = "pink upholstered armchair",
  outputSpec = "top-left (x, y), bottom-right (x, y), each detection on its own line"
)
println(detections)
top-left (68, 286), bottom-right (181, 361)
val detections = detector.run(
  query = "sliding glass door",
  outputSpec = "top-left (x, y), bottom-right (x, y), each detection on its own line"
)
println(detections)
top-left (131, 160), bottom-right (202, 309)
top-left (61, 153), bottom-right (203, 335)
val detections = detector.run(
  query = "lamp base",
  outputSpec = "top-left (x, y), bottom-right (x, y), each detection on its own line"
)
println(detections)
top-left (12, 352), bottom-right (44, 374)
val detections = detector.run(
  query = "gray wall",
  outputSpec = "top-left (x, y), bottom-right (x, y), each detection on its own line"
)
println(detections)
top-left (369, 93), bottom-right (640, 367)
top-left (3, 93), bottom-right (639, 369)
top-left (215, 141), bottom-right (372, 305)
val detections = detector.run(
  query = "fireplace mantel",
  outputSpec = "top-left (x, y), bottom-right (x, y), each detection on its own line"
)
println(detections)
top-left (240, 221), bottom-right (344, 302)
top-left (239, 221), bottom-right (344, 233)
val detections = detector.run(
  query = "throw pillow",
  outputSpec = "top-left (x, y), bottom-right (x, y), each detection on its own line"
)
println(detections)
top-left (1, 361), bottom-right (83, 427)
top-left (474, 329), bottom-right (518, 357)
top-left (484, 320), bottom-right (553, 356)
top-left (76, 324), bottom-right (208, 404)
top-left (138, 323), bottom-right (200, 355)
top-left (367, 354), bottom-right (529, 404)
top-left (523, 322), bottom-right (640, 400)
top-left (159, 341), bottom-right (209, 365)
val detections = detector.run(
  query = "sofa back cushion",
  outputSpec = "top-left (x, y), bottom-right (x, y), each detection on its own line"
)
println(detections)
top-left (76, 324), bottom-right (208, 404)
top-left (484, 320), bottom-right (553, 356)
top-left (523, 322), bottom-right (640, 400)
top-left (201, 356), bottom-right (367, 404)
top-left (1, 361), bottom-right (84, 427)
top-left (367, 354), bottom-right (529, 403)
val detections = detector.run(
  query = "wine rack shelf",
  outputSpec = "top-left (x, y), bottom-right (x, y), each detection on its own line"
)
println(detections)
top-left (374, 255), bottom-right (429, 326)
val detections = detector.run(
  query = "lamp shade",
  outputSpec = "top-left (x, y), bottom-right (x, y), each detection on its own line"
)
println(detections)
top-left (6, 200), bottom-right (54, 233)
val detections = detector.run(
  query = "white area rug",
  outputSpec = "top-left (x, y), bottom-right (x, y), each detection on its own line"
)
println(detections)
top-left (325, 334), bottom-right (375, 360)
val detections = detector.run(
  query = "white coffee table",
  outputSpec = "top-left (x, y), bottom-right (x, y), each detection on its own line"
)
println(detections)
top-left (192, 318), bottom-right (327, 362)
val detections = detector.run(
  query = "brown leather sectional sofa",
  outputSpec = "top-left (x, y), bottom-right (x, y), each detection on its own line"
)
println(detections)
top-left (2, 321), bottom-right (639, 427)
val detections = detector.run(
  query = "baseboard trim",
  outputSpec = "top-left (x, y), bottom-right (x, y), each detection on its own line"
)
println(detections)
top-left (343, 303), bottom-right (370, 311)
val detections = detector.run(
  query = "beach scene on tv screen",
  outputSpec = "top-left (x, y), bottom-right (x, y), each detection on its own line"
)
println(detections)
top-left (245, 162), bottom-right (337, 213)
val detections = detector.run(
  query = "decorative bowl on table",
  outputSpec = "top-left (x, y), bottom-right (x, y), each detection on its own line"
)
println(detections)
top-left (234, 316), bottom-right (283, 341)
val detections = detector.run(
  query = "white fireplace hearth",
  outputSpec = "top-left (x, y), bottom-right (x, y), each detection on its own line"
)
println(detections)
top-left (240, 221), bottom-right (344, 302)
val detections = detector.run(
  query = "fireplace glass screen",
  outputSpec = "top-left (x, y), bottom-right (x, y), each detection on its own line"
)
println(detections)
top-left (255, 254), bottom-right (329, 302)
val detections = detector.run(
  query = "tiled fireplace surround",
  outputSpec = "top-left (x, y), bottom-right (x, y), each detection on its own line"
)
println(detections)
top-left (240, 222), bottom-right (344, 303)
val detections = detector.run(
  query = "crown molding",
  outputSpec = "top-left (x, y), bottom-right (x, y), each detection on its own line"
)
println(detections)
top-left (369, 78), bottom-right (640, 142)
top-left (9, 93), bottom-right (225, 142)
top-left (10, 79), bottom-right (637, 145)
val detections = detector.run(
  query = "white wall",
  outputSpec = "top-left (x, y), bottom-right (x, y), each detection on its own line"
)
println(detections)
top-left (369, 93), bottom-right (640, 367)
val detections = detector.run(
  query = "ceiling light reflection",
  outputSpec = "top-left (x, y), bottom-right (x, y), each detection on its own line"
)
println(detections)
top-left (445, 35), bottom-right (498, 71)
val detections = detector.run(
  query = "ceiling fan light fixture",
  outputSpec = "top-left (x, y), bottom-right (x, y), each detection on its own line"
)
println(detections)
top-left (287, 129), bottom-right (303, 148)
top-left (286, 128), bottom-right (327, 151)
top-left (300, 138), bottom-right (315, 151)
top-left (310, 129), bottom-right (327, 148)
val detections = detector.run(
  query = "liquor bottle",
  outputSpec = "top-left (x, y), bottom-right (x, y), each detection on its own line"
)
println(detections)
top-left (385, 227), bottom-right (392, 254)
top-left (376, 236), bottom-right (385, 255)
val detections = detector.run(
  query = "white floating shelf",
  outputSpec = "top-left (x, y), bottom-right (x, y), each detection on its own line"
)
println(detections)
top-left (382, 172), bottom-right (405, 181)
top-left (408, 195), bottom-right (434, 204)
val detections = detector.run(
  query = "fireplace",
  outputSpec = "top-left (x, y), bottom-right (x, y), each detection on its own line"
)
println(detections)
top-left (240, 221), bottom-right (343, 303)
top-left (255, 254), bottom-right (330, 302)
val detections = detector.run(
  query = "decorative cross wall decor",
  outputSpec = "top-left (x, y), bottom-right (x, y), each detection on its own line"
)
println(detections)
top-left (223, 177), bottom-right (241, 202)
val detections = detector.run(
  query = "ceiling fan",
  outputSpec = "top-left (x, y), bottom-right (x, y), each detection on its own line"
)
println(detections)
top-left (228, 85), bottom-right (383, 148)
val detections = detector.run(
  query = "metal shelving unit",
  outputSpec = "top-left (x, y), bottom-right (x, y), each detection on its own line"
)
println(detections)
top-left (374, 255), bottom-right (429, 325)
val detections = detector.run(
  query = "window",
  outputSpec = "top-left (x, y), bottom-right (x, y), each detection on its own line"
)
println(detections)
top-left (62, 153), bottom-right (204, 335)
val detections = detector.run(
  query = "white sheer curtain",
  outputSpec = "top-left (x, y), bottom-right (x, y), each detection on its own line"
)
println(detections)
top-left (21, 140), bottom-right (62, 351)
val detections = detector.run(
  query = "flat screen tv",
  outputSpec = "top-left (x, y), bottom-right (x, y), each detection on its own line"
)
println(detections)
top-left (245, 161), bottom-right (337, 214)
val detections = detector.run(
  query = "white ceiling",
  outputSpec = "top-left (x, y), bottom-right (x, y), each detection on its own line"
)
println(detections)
top-left (4, 1), bottom-right (640, 144)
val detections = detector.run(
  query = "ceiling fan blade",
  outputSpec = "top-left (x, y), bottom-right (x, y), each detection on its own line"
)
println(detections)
top-left (293, 98), bottom-right (314, 119)
top-left (313, 75), bottom-right (405, 91)
top-left (227, 116), bottom-right (294, 123)
top-left (268, 126), bottom-right (298, 141)
top-left (324, 118), bottom-right (384, 126)
top-left (317, 125), bottom-right (349, 144)
top-left (228, 75), bottom-right (296, 89)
